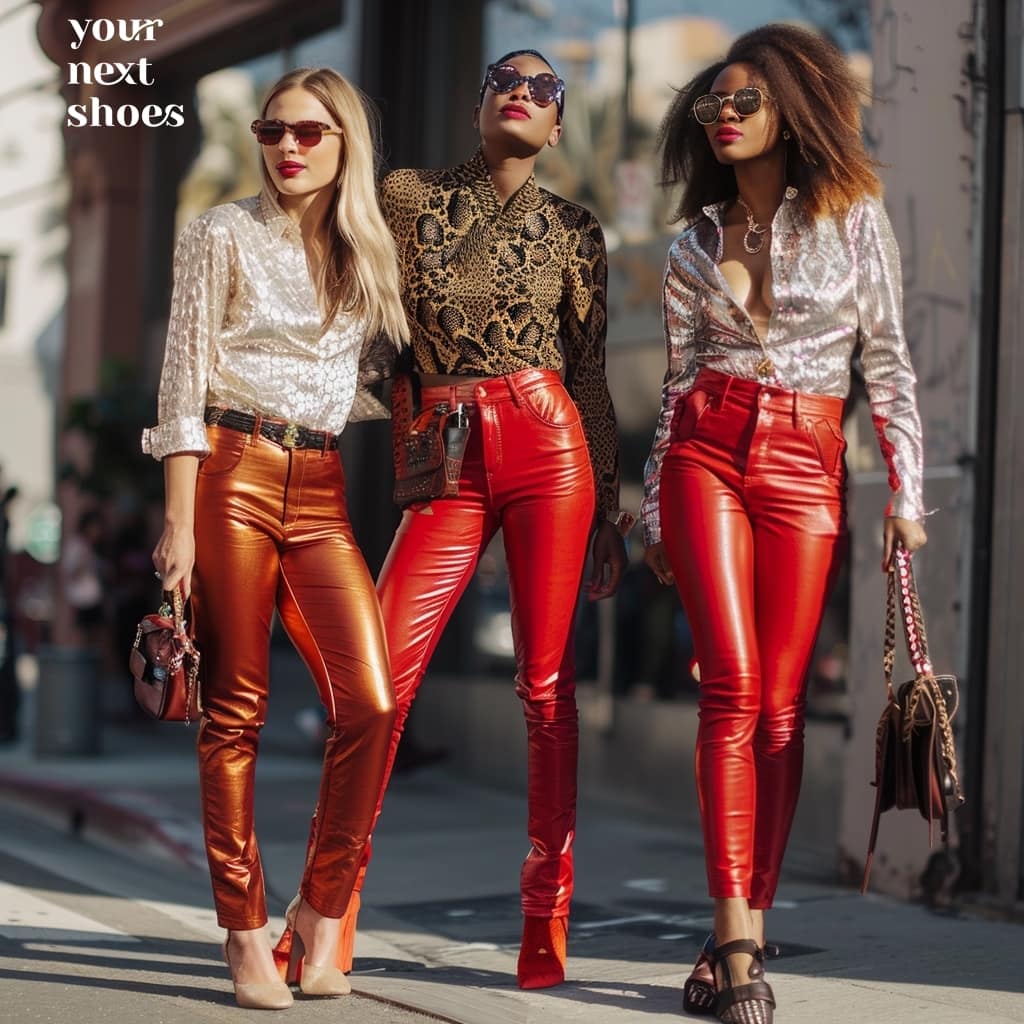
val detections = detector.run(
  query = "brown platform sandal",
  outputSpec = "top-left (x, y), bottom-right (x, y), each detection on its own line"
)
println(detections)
top-left (711, 938), bottom-right (775, 1024)
top-left (683, 935), bottom-right (780, 1017)
top-left (682, 932), bottom-right (718, 1016)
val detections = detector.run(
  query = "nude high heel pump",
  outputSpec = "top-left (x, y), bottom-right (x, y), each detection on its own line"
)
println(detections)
top-left (223, 932), bottom-right (293, 1010)
top-left (284, 899), bottom-right (351, 997)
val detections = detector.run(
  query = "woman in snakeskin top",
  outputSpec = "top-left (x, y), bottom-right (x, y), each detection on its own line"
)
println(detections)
top-left (641, 24), bottom-right (927, 1024)
top-left (303, 47), bottom-right (630, 991)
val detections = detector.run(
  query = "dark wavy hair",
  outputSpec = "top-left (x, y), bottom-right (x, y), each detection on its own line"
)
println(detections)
top-left (659, 23), bottom-right (881, 223)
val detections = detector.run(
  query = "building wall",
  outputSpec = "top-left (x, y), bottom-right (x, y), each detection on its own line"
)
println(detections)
top-left (0, 5), bottom-right (67, 547)
top-left (838, 0), bottom-right (990, 898)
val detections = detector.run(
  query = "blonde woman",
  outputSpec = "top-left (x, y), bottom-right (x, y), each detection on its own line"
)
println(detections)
top-left (144, 67), bottom-right (407, 1010)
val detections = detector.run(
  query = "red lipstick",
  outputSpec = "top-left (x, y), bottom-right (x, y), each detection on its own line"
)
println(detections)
top-left (715, 127), bottom-right (743, 142)
top-left (501, 103), bottom-right (530, 120)
top-left (276, 161), bottom-right (304, 177)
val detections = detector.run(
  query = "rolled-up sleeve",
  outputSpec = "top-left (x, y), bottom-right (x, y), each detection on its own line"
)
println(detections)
top-left (142, 214), bottom-right (232, 460)
top-left (853, 197), bottom-right (925, 521)
top-left (640, 244), bottom-right (700, 546)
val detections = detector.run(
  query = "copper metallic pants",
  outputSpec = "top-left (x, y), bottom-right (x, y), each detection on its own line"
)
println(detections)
top-left (660, 370), bottom-right (847, 909)
top-left (352, 368), bottom-right (594, 917)
top-left (192, 425), bottom-right (395, 929)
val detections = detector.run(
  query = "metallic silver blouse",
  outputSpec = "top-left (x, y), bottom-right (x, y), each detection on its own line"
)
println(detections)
top-left (641, 194), bottom-right (925, 545)
top-left (142, 192), bottom-right (394, 461)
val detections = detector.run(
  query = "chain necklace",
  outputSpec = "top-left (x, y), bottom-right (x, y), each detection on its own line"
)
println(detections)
top-left (736, 196), bottom-right (770, 254)
top-left (732, 195), bottom-right (776, 377)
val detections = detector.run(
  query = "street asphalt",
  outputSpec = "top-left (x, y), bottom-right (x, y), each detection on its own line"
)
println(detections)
top-left (0, 650), bottom-right (1022, 1023)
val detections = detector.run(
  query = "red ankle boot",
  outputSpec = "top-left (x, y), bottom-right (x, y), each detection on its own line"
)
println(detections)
top-left (516, 915), bottom-right (568, 989)
top-left (273, 891), bottom-right (360, 980)
top-left (271, 895), bottom-right (300, 982)
top-left (334, 891), bottom-right (360, 974)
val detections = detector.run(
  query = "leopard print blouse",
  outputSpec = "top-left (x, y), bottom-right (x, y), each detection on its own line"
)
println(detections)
top-left (379, 149), bottom-right (620, 517)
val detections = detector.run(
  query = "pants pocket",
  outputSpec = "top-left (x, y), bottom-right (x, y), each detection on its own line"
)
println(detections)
top-left (199, 426), bottom-right (249, 477)
top-left (518, 384), bottom-right (583, 430)
top-left (808, 418), bottom-right (847, 477)
top-left (669, 389), bottom-right (712, 443)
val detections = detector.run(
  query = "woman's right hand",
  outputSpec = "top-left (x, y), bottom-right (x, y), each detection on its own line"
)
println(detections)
top-left (644, 541), bottom-right (675, 586)
top-left (155, 453), bottom-right (201, 595)
top-left (152, 523), bottom-right (195, 596)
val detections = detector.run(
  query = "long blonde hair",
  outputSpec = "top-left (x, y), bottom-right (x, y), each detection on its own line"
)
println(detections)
top-left (259, 68), bottom-right (407, 344)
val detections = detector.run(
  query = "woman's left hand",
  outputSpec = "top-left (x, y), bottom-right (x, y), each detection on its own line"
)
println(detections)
top-left (586, 521), bottom-right (627, 601)
top-left (883, 515), bottom-right (927, 571)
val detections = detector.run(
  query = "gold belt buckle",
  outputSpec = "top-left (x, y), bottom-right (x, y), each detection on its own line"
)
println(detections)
top-left (281, 422), bottom-right (300, 448)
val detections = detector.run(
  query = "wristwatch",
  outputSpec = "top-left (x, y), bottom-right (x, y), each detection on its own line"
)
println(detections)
top-left (605, 509), bottom-right (637, 538)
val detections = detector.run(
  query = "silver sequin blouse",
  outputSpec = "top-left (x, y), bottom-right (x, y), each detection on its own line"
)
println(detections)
top-left (142, 192), bottom-right (395, 460)
top-left (641, 193), bottom-right (925, 545)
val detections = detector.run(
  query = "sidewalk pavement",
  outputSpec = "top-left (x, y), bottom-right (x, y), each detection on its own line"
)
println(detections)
top-left (1, 659), bottom-right (1022, 1024)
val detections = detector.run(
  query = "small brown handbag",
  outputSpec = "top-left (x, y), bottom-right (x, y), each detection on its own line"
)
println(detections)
top-left (861, 544), bottom-right (964, 890)
top-left (129, 583), bottom-right (202, 724)
top-left (391, 372), bottom-right (470, 507)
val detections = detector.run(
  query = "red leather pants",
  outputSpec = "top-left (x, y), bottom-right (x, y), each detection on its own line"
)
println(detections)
top-left (354, 368), bottom-right (594, 917)
top-left (192, 425), bottom-right (396, 929)
top-left (660, 370), bottom-right (847, 909)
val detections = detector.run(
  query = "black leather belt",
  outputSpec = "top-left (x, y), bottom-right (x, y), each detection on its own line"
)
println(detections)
top-left (205, 407), bottom-right (339, 451)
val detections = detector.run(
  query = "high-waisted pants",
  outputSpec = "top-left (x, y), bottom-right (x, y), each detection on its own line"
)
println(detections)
top-left (192, 424), bottom-right (396, 929)
top-left (659, 369), bottom-right (847, 909)
top-left (347, 367), bottom-right (595, 917)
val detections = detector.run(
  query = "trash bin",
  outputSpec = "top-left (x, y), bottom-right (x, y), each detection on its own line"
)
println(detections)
top-left (33, 645), bottom-right (102, 756)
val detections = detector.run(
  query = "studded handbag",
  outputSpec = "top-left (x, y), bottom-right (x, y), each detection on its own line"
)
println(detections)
top-left (129, 583), bottom-right (201, 724)
top-left (391, 373), bottom-right (470, 507)
top-left (861, 543), bottom-right (964, 890)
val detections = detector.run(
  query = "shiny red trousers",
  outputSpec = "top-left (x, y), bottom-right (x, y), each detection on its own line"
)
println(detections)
top-left (660, 369), bottom-right (847, 909)
top-left (192, 425), bottom-right (396, 929)
top-left (353, 368), bottom-right (594, 917)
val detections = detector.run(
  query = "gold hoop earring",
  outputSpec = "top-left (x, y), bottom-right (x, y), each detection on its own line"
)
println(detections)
top-left (783, 129), bottom-right (791, 140)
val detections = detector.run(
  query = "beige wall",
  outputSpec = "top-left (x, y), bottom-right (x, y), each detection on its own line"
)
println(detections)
top-left (839, 0), bottom-right (984, 898)
top-left (0, 6), bottom-right (67, 548)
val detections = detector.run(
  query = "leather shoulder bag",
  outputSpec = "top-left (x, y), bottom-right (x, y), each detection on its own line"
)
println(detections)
top-left (862, 543), bottom-right (964, 890)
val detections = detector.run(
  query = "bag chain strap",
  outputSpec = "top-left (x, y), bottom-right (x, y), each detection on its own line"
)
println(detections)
top-left (888, 544), bottom-right (964, 806)
top-left (167, 582), bottom-right (201, 724)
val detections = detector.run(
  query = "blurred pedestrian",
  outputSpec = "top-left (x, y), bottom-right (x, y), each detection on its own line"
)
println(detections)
top-left (144, 67), bottom-right (407, 1009)
top-left (641, 24), bottom-right (927, 1023)
top-left (278, 47), bottom-right (631, 991)
top-left (61, 508), bottom-right (107, 647)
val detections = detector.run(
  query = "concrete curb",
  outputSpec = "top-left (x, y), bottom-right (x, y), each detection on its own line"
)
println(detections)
top-left (0, 770), bottom-right (207, 872)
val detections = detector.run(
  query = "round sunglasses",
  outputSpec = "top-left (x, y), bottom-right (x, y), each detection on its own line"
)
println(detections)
top-left (692, 87), bottom-right (768, 125)
top-left (482, 63), bottom-right (565, 114)
top-left (250, 119), bottom-right (342, 147)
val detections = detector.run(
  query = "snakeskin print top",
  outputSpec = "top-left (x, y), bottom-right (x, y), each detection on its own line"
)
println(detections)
top-left (379, 149), bottom-right (620, 517)
top-left (142, 191), bottom-right (395, 461)
top-left (641, 193), bottom-right (925, 545)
